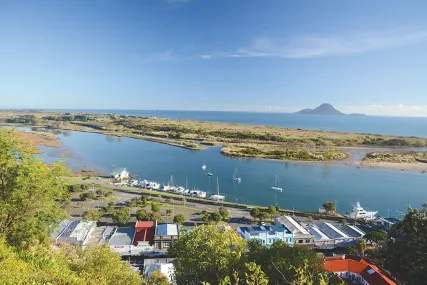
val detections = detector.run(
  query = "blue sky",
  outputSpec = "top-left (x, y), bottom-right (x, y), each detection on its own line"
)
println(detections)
top-left (1, 0), bottom-right (427, 116)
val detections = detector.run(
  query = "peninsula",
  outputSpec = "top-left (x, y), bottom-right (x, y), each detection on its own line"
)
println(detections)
top-left (1, 110), bottom-right (425, 164)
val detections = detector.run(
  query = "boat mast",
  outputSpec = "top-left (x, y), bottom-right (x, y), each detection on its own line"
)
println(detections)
top-left (185, 175), bottom-right (188, 189)
top-left (217, 177), bottom-right (220, 194)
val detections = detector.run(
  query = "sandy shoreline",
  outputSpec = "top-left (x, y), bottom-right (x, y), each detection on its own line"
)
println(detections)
top-left (346, 161), bottom-right (427, 173)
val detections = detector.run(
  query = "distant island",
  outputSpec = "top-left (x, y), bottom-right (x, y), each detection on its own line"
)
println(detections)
top-left (295, 103), bottom-right (366, 116)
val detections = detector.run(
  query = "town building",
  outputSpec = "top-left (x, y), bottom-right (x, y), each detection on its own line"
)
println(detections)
top-left (316, 222), bottom-right (365, 247)
top-left (154, 224), bottom-right (179, 252)
top-left (379, 217), bottom-right (399, 229)
top-left (53, 220), bottom-right (96, 245)
top-left (274, 216), bottom-right (315, 247)
top-left (237, 225), bottom-right (294, 246)
top-left (109, 227), bottom-right (135, 256)
top-left (324, 255), bottom-right (397, 285)
top-left (132, 221), bottom-right (156, 255)
top-left (307, 225), bottom-right (335, 249)
top-left (110, 167), bottom-right (130, 180)
top-left (108, 221), bottom-right (157, 256)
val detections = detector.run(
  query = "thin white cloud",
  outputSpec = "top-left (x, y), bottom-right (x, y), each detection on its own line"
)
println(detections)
top-left (200, 29), bottom-right (427, 59)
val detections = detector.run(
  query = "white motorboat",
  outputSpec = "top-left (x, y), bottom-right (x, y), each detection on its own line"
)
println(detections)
top-left (202, 160), bottom-right (206, 170)
top-left (347, 202), bottom-right (378, 220)
top-left (270, 173), bottom-right (282, 192)
top-left (209, 177), bottom-right (225, 201)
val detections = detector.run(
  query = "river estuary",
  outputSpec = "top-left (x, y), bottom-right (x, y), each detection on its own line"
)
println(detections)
top-left (25, 128), bottom-right (427, 217)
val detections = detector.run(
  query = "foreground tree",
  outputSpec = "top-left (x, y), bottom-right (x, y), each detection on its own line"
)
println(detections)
top-left (147, 268), bottom-right (170, 285)
top-left (0, 238), bottom-right (143, 284)
top-left (267, 205), bottom-right (277, 222)
top-left (0, 129), bottom-right (69, 248)
top-left (169, 225), bottom-right (247, 285)
top-left (381, 206), bottom-right (427, 284)
top-left (247, 240), bottom-right (342, 285)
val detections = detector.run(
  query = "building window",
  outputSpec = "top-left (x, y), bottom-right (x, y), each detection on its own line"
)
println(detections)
top-left (305, 239), bottom-right (310, 243)
top-left (298, 240), bottom-right (303, 244)
top-left (163, 242), bottom-right (171, 248)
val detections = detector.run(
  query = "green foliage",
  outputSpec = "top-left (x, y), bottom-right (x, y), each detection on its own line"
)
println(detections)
top-left (0, 129), bottom-right (69, 248)
top-left (151, 203), bottom-right (160, 213)
top-left (250, 208), bottom-right (261, 221)
top-left (169, 226), bottom-right (247, 285)
top-left (141, 195), bottom-right (148, 206)
top-left (80, 191), bottom-right (96, 201)
top-left (147, 268), bottom-right (170, 285)
top-left (137, 209), bottom-right (163, 222)
top-left (68, 184), bottom-right (82, 192)
top-left (95, 188), bottom-right (104, 197)
top-left (83, 209), bottom-right (102, 221)
top-left (0, 238), bottom-right (143, 284)
top-left (166, 209), bottom-right (173, 216)
top-left (112, 208), bottom-right (131, 225)
top-left (202, 212), bottom-right (223, 224)
top-left (129, 197), bottom-right (139, 208)
top-left (381, 205), bottom-right (427, 284)
top-left (363, 231), bottom-right (387, 244)
top-left (247, 240), bottom-right (338, 285)
top-left (322, 201), bottom-right (336, 215)
top-left (356, 239), bottom-right (367, 257)
top-left (173, 214), bottom-right (186, 225)
top-left (245, 262), bottom-right (269, 285)
top-left (219, 207), bottom-right (230, 220)
top-left (267, 205), bottom-right (276, 221)
top-left (104, 191), bottom-right (113, 198)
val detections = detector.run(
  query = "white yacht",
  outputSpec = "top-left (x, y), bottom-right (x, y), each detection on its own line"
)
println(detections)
top-left (202, 160), bottom-right (206, 170)
top-left (347, 202), bottom-right (378, 220)
top-left (270, 173), bottom-right (282, 192)
top-left (233, 167), bottom-right (241, 183)
top-left (209, 177), bottom-right (225, 201)
top-left (207, 166), bottom-right (213, 176)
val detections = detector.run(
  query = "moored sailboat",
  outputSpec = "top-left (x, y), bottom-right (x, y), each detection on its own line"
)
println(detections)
top-left (233, 167), bottom-right (241, 183)
top-left (270, 173), bottom-right (282, 192)
top-left (209, 177), bottom-right (225, 201)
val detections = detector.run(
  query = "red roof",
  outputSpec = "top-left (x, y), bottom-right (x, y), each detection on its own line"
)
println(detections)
top-left (324, 257), bottom-right (396, 285)
top-left (133, 221), bottom-right (155, 246)
top-left (135, 221), bottom-right (155, 229)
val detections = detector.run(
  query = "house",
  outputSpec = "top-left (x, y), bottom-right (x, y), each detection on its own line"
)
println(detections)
top-left (324, 255), bottom-right (397, 285)
top-left (274, 216), bottom-right (315, 247)
top-left (379, 217), bottom-right (399, 229)
top-left (154, 224), bottom-right (179, 252)
top-left (238, 225), bottom-right (294, 247)
top-left (110, 167), bottom-right (129, 180)
top-left (55, 220), bottom-right (96, 245)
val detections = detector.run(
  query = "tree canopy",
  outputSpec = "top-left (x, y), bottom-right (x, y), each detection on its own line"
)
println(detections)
top-left (322, 202), bottom-right (336, 215)
top-left (169, 225), bottom-right (247, 285)
top-left (112, 208), bottom-right (131, 225)
top-left (0, 129), bottom-right (69, 248)
top-left (380, 206), bottom-right (427, 284)
top-left (173, 214), bottom-right (186, 225)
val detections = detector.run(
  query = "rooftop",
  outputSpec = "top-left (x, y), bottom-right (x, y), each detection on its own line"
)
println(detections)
top-left (307, 226), bottom-right (330, 241)
top-left (56, 220), bottom-right (95, 244)
top-left (156, 224), bottom-right (179, 236)
top-left (324, 256), bottom-right (397, 285)
top-left (317, 222), bottom-right (349, 239)
top-left (275, 216), bottom-right (314, 239)
top-left (239, 225), bottom-right (292, 235)
top-left (133, 223), bottom-right (155, 246)
top-left (338, 225), bottom-right (365, 238)
top-left (51, 220), bottom-right (72, 240)
top-left (109, 227), bottom-right (135, 246)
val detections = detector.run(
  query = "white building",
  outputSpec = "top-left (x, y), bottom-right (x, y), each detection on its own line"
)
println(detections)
top-left (110, 167), bottom-right (130, 180)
